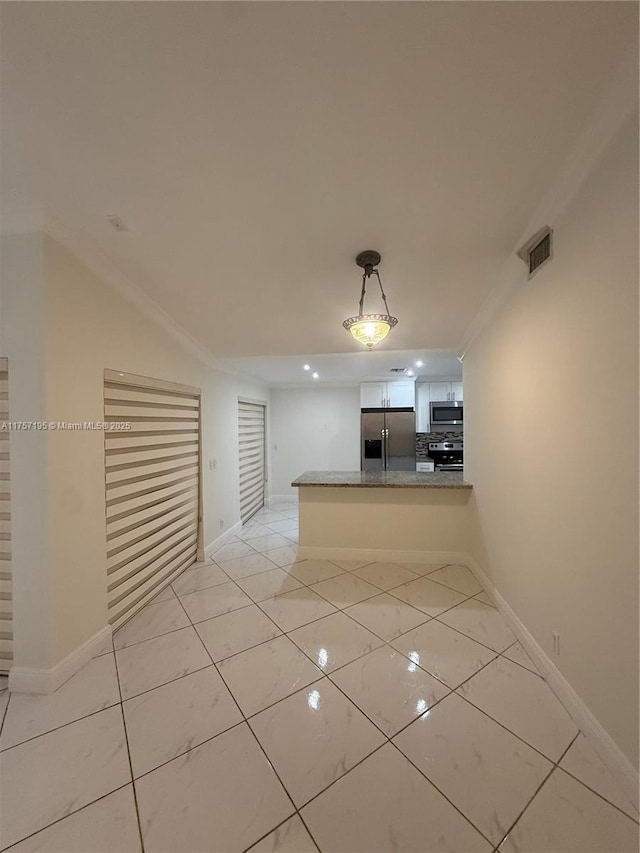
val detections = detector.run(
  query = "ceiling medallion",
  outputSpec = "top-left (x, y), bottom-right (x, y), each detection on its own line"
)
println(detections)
top-left (342, 250), bottom-right (398, 348)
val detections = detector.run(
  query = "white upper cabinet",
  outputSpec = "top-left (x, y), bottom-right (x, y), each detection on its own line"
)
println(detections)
top-left (360, 380), bottom-right (415, 409)
top-left (415, 379), bottom-right (463, 431)
top-left (360, 382), bottom-right (387, 408)
top-left (387, 380), bottom-right (415, 407)
top-left (428, 381), bottom-right (452, 403)
top-left (428, 380), bottom-right (463, 402)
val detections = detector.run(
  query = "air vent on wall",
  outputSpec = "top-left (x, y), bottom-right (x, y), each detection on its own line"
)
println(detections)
top-left (389, 368), bottom-right (407, 374)
top-left (517, 226), bottom-right (553, 278)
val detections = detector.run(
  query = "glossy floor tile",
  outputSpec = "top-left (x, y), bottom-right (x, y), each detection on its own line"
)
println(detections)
top-left (309, 573), bottom-right (380, 608)
top-left (195, 603), bottom-right (281, 661)
top-left (288, 559), bottom-right (345, 585)
top-left (498, 767), bottom-right (639, 852)
top-left (288, 611), bottom-right (383, 673)
top-left (246, 815), bottom-right (316, 853)
top-left (261, 544), bottom-right (305, 568)
top-left (135, 723), bottom-right (293, 852)
top-left (217, 635), bottom-right (322, 717)
top-left (115, 626), bottom-right (211, 700)
top-left (438, 596), bottom-right (516, 652)
top-left (0, 653), bottom-right (120, 749)
top-left (122, 666), bottom-right (242, 777)
top-left (427, 563), bottom-right (484, 596)
top-left (2, 507), bottom-right (635, 852)
top-left (330, 645), bottom-right (450, 737)
top-left (234, 566), bottom-right (304, 602)
top-left (3, 785), bottom-right (142, 853)
top-left (113, 598), bottom-right (190, 650)
top-left (259, 587), bottom-right (337, 632)
top-left (502, 641), bottom-right (540, 675)
top-left (391, 617), bottom-right (498, 688)
top-left (457, 656), bottom-right (579, 762)
top-left (170, 561), bottom-right (230, 595)
top-left (390, 575), bottom-right (468, 615)
top-left (301, 743), bottom-right (491, 852)
top-left (177, 580), bottom-right (252, 622)
top-left (351, 561), bottom-right (420, 590)
top-left (250, 678), bottom-right (385, 806)
top-left (344, 592), bottom-right (429, 641)
top-left (0, 706), bottom-right (131, 849)
top-left (393, 692), bottom-right (553, 844)
top-left (559, 732), bottom-right (639, 820)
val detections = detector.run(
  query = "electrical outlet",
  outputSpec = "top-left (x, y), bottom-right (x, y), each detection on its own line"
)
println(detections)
top-left (552, 632), bottom-right (560, 656)
top-left (219, 519), bottom-right (224, 530)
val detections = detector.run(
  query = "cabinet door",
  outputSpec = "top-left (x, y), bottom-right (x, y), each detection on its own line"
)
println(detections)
top-left (415, 384), bottom-right (430, 432)
top-left (360, 382), bottom-right (386, 408)
top-left (451, 381), bottom-right (463, 401)
top-left (429, 381), bottom-right (452, 402)
top-left (387, 381), bottom-right (414, 408)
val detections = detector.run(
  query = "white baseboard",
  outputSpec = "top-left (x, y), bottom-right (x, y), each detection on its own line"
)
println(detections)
top-left (267, 494), bottom-right (298, 508)
top-left (297, 545), bottom-right (464, 566)
top-left (8, 624), bottom-right (113, 695)
top-left (465, 554), bottom-right (640, 808)
top-left (204, 521), bottom-right (242, 560)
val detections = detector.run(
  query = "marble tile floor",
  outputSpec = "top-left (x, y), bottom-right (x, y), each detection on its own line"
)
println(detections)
top-left (0, 499), bottom-right (638, 852)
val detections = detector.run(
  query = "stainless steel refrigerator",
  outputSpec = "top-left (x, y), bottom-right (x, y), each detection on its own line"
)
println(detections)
top-left (361, 409), bottom-right (416, 472)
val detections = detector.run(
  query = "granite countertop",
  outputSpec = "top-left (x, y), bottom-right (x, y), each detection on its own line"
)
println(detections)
top-left (291, 470), bottom-right (472, 489)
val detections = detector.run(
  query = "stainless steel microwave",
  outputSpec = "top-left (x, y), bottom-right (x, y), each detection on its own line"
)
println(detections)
top-left (430, 400), bottom-right (463, 426)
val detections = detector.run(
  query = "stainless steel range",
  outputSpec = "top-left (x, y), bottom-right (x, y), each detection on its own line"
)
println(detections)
top-left (428, 441), bottom-right (463, 472)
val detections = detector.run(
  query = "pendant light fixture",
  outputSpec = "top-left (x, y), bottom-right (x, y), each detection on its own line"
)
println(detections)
top-left (342, 250), bottom-right (398, 348)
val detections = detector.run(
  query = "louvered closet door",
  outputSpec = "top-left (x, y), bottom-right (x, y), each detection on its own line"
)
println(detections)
top-left (0, 359), bottom-right (12, 671)
top-left (104, 371), bottom-right (201, 628)
top-left (238, 401), bottom-right (265, 523)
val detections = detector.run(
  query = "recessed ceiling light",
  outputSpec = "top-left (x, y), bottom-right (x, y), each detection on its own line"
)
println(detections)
top-left (303, 364), bottom-right (311, 371)
top-left (415, 360), bottom-right (423, 367)
top-left (312, 372), bottom-right (319, 379)
top-left (407, 369), bottom-right (414, 377)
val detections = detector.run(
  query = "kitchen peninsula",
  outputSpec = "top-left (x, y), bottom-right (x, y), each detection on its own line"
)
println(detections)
top-left (291, 470), bottom-right (473, 562)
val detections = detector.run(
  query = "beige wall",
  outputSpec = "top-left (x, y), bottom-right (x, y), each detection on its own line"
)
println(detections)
top-left (298, 486), bottom-right (472, 554)
top-left (270, 387), bottom-right (361, 495)
top-left (464, 113), bottom-right (639, 767)
top-left (0, 233), bottom-right (54, 668)
top-left (2, 234), bottom-right (270, 667)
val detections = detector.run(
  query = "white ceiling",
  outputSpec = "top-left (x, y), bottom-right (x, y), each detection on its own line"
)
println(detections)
top-left (217, 348), bottom-right (461, 388)
top-left (1, 2), bottom-right (636, 384)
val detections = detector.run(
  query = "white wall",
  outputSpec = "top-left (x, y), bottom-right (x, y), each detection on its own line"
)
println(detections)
top-left (464, 113), bottom-right (639, 768)
top-left (270, 387), bottom-right (360, 495)
top-left (1, 233), bottom-right (270, 668)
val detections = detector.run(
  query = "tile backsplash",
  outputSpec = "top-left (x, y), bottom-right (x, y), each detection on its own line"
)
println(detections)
top-left (416, 430), bottom-right (463, 460)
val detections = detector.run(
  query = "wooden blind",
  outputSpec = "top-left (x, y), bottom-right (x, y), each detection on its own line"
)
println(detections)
top-left (238, 401), bottom-right (265, 523)
top-left (104, 373), bottom-right (201, 628)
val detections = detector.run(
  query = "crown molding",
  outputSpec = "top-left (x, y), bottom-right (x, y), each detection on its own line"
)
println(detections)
top-left (457, 45), bottom-right (639, 361)
top-left (44, 213), bottom-right (219, 370)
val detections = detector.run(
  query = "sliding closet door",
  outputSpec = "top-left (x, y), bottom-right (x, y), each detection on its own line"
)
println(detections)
top-left (104, 370), bottom-right (201, 628)
top-left (238, 400), bottom-right (265, 523)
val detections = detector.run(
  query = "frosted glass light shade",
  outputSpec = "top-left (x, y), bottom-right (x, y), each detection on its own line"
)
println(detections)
top-left (342, 313), bottom-right (398, 348)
